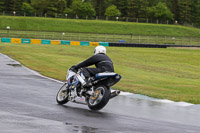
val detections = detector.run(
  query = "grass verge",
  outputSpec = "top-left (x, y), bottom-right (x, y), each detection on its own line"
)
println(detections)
top-left (1, 16), bottom-right (200, 36)
top-left (0, 43), bottom-right (200, 104)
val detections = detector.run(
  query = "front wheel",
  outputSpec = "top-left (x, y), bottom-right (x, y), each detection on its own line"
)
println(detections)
top-left (56, 83), bottom-right (69, 104)
top-left (87, 85), bottom-right (111, 110)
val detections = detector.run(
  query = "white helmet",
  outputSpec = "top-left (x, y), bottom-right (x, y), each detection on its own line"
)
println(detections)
top-left (94, 46), bottom-right (106, 55)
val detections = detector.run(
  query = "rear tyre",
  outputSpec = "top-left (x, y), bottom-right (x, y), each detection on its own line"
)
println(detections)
top-left (87, 85), bottom-right (111, 110)
top-left (56, 83), bottom-right (69, 104)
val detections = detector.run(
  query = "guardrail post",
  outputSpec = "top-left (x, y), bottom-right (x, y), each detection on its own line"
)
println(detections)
top-left (44, 32), bottom-right (46, 39)
top-left (126, 17), bottom-right (129, 22)
top-left (156, 36), bottom-right (158, 44)
top-left (181, 37), bottom-right (183, 45)
top-left (199, 37), bottom-right (200, 44)
top-left (130, 32), bottom-right (133, 40)
top-left (139, 35), bottom-right (140, 43)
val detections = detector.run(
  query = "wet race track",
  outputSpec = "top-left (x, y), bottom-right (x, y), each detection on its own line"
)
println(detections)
top-left (0, 53), bottom-right (200, 133)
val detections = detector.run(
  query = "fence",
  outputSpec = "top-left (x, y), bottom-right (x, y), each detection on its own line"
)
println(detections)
top-left (0, 11), bottom-right (199, 27)
top-left (0, 30), bottom-right (200, 45)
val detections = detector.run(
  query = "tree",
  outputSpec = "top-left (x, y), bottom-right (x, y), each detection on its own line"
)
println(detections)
top-left (21, 2), bottom-right (34, 15)
top-left (171, 0), bottom-right (179, 22)
top-left (90, 0), bottom-right (105, 17)
top-left (127, 0), bottom-right (149, 18)
top-left (191, 0), bottom-right (200, 24)
top-left (70, 0), bottom-right (82, 17)
top-left (81, 2), bottom-right (96, 17)
top-left (105, 5), bottom-right (121, 17)
top-left (96, 0), bottom-right (104, 17)
top-left (31, 0), bottom-right (66, 17)
top-left (31, 0), bottom-right (50, 15)
top-left (114, 0), bottom-right (129, 16)
top-left (149, 2), bottom-right (174, 21)
top-left (179, 0), bottom-right (193, 24)
top-left (56, 0), bottom-right (66, 16)
top-left (71, 0), bottom-right (96, 18)
top-left (46, 0), bottom-right (58, 17)
top-left (0, 0), bottom-right (5, 11)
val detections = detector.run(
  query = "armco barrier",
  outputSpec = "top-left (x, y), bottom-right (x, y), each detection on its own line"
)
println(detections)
top-left (3, 37), bottom-right (198, 48)
top-left (61, 40), bottom-right (70, 45)
top-left (22, 39), bottom-right (31, 44)
top-left (51, 40), bottom-right (61, 45)
top-left (99, 42), bottom-right (109, 46)
top-left (31, 39), bottom-right (41, 44)
top-left (71, 41), bottom-right (80, 46)
top-left (109, 42), bottom-right (167, 48)
top-left (1, 38), bottom-right (11, 43)
top-left (41, 39), bottom-right (51, 45)
top-left (90, 42), bottom-right (99, 46)
top-left (80, 41), bottom-right (89, 46)
top-left (0, 37), bottom-right (167, 48)
top-left (11, 38), bottom-right (21, 43)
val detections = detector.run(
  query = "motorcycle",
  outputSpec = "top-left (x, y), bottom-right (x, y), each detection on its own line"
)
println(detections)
top-left (56, 69), bottom-right (121, 110)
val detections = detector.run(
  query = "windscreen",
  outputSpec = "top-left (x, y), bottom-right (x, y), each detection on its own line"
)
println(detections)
top-left (66, 70), bottom-right (76, 80)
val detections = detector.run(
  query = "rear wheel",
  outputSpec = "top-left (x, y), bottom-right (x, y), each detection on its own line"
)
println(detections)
top-left (87, 85), bottom-right (111, 110)
top-left (56, 83), bottom-right (69, 104)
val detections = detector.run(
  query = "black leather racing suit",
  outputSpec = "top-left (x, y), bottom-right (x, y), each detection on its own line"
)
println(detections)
top-left (74, 53), bottom-right (114, 78)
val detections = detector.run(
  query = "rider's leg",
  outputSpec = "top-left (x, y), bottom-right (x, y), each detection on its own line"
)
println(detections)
top-left (79, 68), bottom-right (102, 88)
top-left (75, 68), bottom-right (91, 87)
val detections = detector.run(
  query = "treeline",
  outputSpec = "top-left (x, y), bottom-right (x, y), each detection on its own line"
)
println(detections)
top-left (0, 0), bottom-right (200, 24)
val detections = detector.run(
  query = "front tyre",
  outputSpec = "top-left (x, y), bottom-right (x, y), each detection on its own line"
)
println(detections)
top-left (87, 85), bottom-right (111, 110)
top-left (56, 83), bottom-right (69, 104)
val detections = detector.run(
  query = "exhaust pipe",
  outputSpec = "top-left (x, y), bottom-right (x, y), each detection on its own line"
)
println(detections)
top-left (110, 90), bottom-right (120, 99)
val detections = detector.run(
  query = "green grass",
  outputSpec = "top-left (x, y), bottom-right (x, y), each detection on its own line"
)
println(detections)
top-left (1, 16), bottom-right (200, 36)
top-left (1, 43), bottom-right (200, 104)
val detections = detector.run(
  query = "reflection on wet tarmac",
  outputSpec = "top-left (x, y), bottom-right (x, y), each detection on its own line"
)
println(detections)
top-left (106, 93), bottom-right (200, 127)
top-left (66, 122), bottom-right (110, 133)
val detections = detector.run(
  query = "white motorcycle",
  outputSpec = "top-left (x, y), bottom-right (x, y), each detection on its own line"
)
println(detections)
top-left (56, 69), bottom-right (121, 110)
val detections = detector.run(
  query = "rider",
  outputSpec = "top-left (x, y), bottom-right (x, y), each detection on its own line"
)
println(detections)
top-left (70, 46), bottom-right (114, 88)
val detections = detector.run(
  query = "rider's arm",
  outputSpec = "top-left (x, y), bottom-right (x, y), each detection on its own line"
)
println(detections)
top-left (74, 55), bottom-right (98, 70)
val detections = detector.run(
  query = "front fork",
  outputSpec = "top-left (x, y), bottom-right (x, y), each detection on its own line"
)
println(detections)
top-left (76, 73), bottom-right (86, 86)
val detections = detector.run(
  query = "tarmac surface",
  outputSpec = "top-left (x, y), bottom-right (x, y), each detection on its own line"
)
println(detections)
top-left (0, 53), bottom-right (200, 133)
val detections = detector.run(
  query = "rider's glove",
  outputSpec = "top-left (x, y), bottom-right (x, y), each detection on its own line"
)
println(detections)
top-left (69, 65), bottom-right (77, 72)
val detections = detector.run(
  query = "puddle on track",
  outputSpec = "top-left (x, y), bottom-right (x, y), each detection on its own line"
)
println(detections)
top-left (65, 122), bottom-right (110, 133)
top-left (7, 64), bottom-right (22, 67)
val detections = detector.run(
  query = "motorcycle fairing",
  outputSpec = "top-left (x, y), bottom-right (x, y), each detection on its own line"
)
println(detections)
top-left (95, 72), bottom-right (117, 80)
top-left (95, 72), bottom-right (121, 87)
